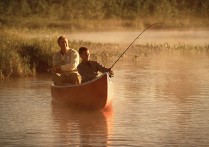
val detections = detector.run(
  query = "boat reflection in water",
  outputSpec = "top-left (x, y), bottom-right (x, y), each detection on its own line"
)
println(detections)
top-left (51, 102), bottom-right (113, 146)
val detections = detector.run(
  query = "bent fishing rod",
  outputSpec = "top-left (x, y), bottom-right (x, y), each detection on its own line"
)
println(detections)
top-left (109, 23), bottom-right (163, 70)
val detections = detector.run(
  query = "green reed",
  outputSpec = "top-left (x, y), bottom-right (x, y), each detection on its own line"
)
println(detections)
top-left (0, 30), bottom-right (208, 79)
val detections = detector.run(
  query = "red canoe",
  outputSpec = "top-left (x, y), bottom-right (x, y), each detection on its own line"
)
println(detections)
top-left (51, 73), bottom-right (113, 110)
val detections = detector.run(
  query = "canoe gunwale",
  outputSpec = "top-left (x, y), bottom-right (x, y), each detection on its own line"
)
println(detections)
top-left (51, 72), bottom-right (109, 88)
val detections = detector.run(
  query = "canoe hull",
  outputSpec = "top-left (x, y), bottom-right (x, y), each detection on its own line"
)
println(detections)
top-left (51, 73), bottom-right (113, 110)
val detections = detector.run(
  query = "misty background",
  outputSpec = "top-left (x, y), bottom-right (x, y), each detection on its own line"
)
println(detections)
top-left (0, 0), bottom-right (208, 31)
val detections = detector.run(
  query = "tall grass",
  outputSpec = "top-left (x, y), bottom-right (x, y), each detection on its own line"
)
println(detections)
top-left (0, 29), bottom-right (208, 79)
top-left (0, 30), bottom-right (118, 78)
top-left (0, 31), bottom-right (55, 77)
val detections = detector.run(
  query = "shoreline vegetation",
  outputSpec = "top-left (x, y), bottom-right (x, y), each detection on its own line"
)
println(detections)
top-left (0, 0), bottom-right (208, 31)
top-left (0, 30), bottom-right (208, 79)
top-left (0, 0), bottom-right (209, 79)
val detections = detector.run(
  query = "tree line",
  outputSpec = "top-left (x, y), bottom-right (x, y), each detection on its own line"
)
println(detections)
top-left (0, 0), bottom-right (208, 21)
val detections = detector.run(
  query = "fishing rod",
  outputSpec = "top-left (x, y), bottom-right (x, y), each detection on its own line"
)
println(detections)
top-left (109, 23), bottom-right (163, 70)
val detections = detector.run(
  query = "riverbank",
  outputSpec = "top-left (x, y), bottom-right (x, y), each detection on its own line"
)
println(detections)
top-left (0, 29), bottom-right (208, 79)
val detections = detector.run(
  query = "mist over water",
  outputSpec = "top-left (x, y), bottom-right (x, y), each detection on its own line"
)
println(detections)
top-left (70, 30), bottom-right (209, 46)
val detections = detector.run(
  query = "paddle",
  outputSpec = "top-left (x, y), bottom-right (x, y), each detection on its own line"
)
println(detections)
top-left (109, 23), bottom-right (163, 70)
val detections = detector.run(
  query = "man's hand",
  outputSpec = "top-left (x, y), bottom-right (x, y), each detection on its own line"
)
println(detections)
top-left (52, 65), bottom-right (61, 73)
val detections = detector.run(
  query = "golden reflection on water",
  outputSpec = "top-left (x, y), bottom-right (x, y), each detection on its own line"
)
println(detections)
top-left (51, 103), bottom-right (113, 146)
top-left (70, 30), bottom-right (209, 46)
top-left (112, 52), bottom-right (209, 146)
top-left (1, 51), bottom-right (209, 146)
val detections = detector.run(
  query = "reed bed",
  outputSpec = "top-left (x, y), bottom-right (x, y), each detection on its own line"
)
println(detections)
top-left (0, 30), bottom-right (208, 79)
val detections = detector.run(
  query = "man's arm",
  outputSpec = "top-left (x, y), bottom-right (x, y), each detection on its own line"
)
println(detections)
top-left (61, 49), bottom-right (79, 71)
top-left (52, 53), bottom-right (61, 73)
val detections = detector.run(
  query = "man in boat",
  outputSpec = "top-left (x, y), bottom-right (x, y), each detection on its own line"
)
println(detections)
top-left (77, 47), bottom-right (114, 83)
top-left (52, 36), bottom-right (80, 85)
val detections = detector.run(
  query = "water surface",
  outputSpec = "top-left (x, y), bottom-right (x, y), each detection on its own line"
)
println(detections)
top-left (70, 30), bottom-right (209, 46)
top-left (0, 52), bottom-right (209, 146)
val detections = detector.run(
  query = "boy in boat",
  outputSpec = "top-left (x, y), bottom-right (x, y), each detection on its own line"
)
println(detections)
top-left (52, 36), bottom-right (80, 85)
top-left (77, 47), bottom-right (114, 83)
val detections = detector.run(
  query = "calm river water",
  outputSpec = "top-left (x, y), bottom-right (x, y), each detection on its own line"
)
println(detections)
top-left (0, 51), bottom-right (209, 146)
top-left (112, 53), bottom-right (209, 146)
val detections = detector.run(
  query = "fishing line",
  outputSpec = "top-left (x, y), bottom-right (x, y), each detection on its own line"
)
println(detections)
top-left (109, 23), bottom-right (163, 69)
